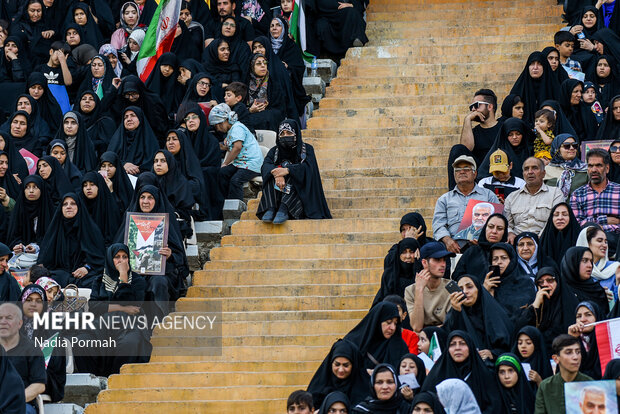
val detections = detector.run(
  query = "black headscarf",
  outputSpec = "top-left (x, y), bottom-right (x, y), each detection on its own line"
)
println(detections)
top-left (166, 129), bottom-right (208, 219)
top-left (37, 155), bottom-right (73, 206)
top-left (6, 175), bottom-right (55, 248)
top-left (533, 266), bottom-right (580, 355)
top-left (352, 364), bottom-right (410, 414)
top-left (399, 212), bottom-right (432, 246)
top-left (99, 151), bottom-right (134, 212)
top-left (559, 79), bottom-right (599, 142)
top-left (498, 93), bottom-right (523, 123)
top-left (510, 51), bottom-right (561, 125)
top-left (252, 36), bottom-right (299, 119)
top-left (0, 344), bottom-right (26, 414)
top-left (8, 110), bottom-right (44, 159)
top-left (542, 46), bottom-right (570, 86)
top-left (76, 54), bottom-right (115, 101)
top-left (596, 95), bottom-right (620, 140)
top-left (202, 38), bottom-right (244, 90)
top-left (124, 180), bottom-right (189, 290)
top-left (179, 72), bottom-right (220, 110)
top-left (2, 95), bottom-right (52, 145)
top-left (591, 28), bottom-right (620, 71)
top-left (399, 353), bottom-right (427, 389)
top-left (479, 117), bottom-right (533, 179)
top-left (152, 149), bottom-right (195, 212)
top-left (52, 113), bottom-right (98, 173)
top-left (421, 330), bottom-right (501, 413)
top-left (307, 339), bottom-right (370, 409)
top-left (491, 242), bottom-right (537, 319)
top-left (372, 238), bottom-right (420, 307)
top-left (26, 72), bottom-right (63, 135)
top-left (257, 118), bottom-right (331, 219)
top-left (175, 104), bottom-right (221, 168)
top-left (609, 139), bottom-right (620, 183)
top-left (107, 106), bottom-right (159, 172)
top-left (37, 192), bottom-right (105, 282)
top-left (146, 52), bottom-right (185, 116)
top-left (0, 35), bottom-right (31, 81)
top-left (443, 274), bottom-right (513, 357)
top-left (561, 246), bottom-right (609, 311)
top-left (411, 392), bottom-right (445, 414)
top-left (511, 326), bottom-right (554, 380)
top-left (574, 301), bottom-right (604, 379)
top-left (111, 75), bottom-right (169, 138)
top-left (539, 202), bottom-right (581, 268)
top-left (452, 213), bottom-right (508, 281)
top-left (0, 130), bottom-right (29, 179)
top-left (539, 99), bottom-right (578, 137)
top-left (588, 55), bottom-right (620, 108)
top-left (494, 353), bottom-right (537, 414)
top-left (318, 391), bottom-right (350, 414)
top-left (344, 302), bottom-right (409, 370)
top-left (68, 2), bottom-right (104, 47)
top-left (80, 171), bottom-right (123, 247)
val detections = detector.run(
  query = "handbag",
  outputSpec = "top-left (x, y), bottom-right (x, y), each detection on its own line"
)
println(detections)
top-left (51, 284), bottom-right (88, 313)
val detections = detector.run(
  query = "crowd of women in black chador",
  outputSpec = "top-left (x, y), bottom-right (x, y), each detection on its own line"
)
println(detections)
top-left (0, 0), bottom-right (364, 394)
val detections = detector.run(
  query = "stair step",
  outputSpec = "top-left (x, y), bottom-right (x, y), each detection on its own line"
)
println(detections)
top-left (177, 295), bottom-right (375, 311)
top-left (194, 269), bottom-right (383, 286)
top-left (221, 231), bottom-right (397, 246)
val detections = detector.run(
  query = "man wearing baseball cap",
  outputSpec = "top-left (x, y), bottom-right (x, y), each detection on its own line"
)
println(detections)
top-left (404, 242), bottom-right (456, 332)
top-left (477, 149), bottom-right (525, 204)
top-left (432, 155), bottom-right (499, 254)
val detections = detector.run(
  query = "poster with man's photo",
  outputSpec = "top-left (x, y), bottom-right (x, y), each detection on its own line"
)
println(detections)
top-left (454, 199), bottom-right (504, 241)
top-left (565, 380), bottom-right (618, 414)
top-left (123, 212), bottom-right (169, 275)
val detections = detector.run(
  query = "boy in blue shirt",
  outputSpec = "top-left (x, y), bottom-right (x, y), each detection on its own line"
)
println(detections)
top-left (208, 103), bottom-right (264, 201)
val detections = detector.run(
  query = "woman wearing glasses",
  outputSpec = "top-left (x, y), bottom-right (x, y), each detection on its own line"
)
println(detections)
top-left (544, 133), bottom-right (588, 198)
top-left (515, 266), bottom-right (579, 358)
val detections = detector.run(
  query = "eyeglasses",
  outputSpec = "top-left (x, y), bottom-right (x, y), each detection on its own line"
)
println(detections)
top-left (222, 21), bottom-right (236, 27)
top-left (124, 92), bottom-right (139, 98)
top-left (454, 167), bottom-right (474, 173)
top-left (536, 276), bottom-right (556, 287)
top-left (197, 81), bottom-right (211, 87)
top-left (561, 143), bottom-right (579, 150)
top-left (184, 114), bottom-right (199, 122)
top-left (610, 145), bottom-right (620, 152)
top-left (469, 101), bottom-right (489, 111)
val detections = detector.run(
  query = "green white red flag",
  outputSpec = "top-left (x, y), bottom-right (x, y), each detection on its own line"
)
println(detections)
top-left (137, 0), bottom-right (182, 82)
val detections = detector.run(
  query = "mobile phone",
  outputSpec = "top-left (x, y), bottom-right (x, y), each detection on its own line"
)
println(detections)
top-left (489, 265), bottom-right (501, 277)
top-left (445, 280), bottom-right (462, 295)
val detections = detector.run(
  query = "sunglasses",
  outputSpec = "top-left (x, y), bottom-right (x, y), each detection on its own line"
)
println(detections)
top-left (610, 145), bottom-right (620, 152)
top-left (536, 276), bottom-right (556, 287)
top-left (561, 143), bottom-right (579, 150)
top-left (184, 114), bottom-right (199, 122)
top-left (469, 101), bottom-right (488, 111)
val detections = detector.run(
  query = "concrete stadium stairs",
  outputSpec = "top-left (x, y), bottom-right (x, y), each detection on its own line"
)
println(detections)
top-left (85, 0), bottom-right (560, 412)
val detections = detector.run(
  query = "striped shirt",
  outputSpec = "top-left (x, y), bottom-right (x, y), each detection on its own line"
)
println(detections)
top-left (570, 180), bottom-right (620, 233)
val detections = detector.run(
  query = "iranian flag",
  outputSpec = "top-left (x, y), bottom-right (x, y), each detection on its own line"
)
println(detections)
top-left (137, 0), bottom-right (182, 82)
top-left (288, 0), bottom-right (309, 57)
top-left (595, 317), bottom-right (620, 374)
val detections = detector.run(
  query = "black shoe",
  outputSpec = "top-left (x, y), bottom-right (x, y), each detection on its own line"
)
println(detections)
top-left (273, 210), bottom-right (289, 224)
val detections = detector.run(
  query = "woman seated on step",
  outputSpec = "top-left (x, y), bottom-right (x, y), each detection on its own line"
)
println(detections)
top-left (256, 119), bottom-right (331, 224)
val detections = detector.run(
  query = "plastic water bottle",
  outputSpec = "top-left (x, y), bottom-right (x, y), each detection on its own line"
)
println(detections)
top-left (311, 57), bottom-right (318, 77)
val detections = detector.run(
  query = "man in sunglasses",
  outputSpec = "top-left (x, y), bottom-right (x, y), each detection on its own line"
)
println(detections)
top-left (459, 89), bottom-right (501, 168)
top-left (570, 148), bottom-right (620, 258)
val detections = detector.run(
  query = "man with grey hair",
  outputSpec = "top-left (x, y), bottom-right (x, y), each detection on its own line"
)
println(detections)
top-left (0, 303), bottom-right (46, 413)
top-left (579, 385), bottom-right (606, 414)
top-left (432, 155), bottom-right (499, 254)
top-left (504, 157), bottom-right (564, 244)
top-left (454, 202), bottom-right (495, 240)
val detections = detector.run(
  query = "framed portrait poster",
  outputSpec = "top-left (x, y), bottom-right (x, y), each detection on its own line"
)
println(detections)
top-left (454, 199), bottom-right (504, 241)
top-left (565, 380), bottom-right (618, 414)
top-left (580, 140), bottom-right (613, 161)
top-left (123, 212), bottom-right (169, 275)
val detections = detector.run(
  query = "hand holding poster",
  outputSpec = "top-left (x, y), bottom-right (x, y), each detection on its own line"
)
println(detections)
top-left (564, 380), bottom-right (618, 414)
top-left (123, 212), bottom-right (169, 275)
